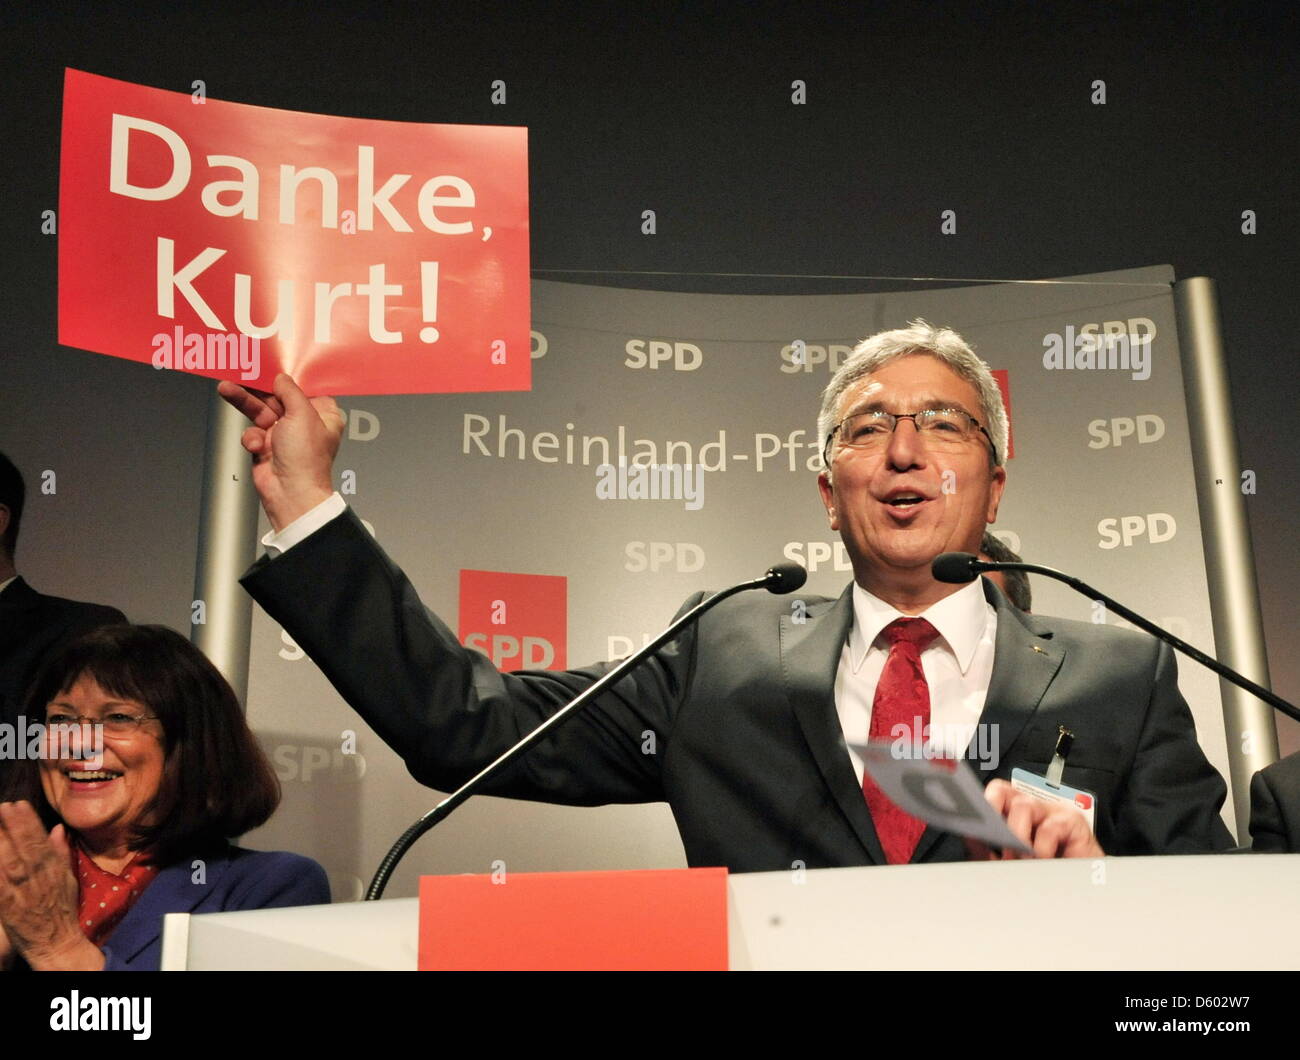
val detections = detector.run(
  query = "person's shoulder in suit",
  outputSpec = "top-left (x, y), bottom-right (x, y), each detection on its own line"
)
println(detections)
top-left (1249, 752), bottom-right (1300, 853)
top-left (0, 579), bottom-right (128, 725)
top-left (1012, 603), bottom-right (1151, 648)
top-left (1004, 601), bottom-right (1176, 676)
top-left (212, 846), bottom-right (333, 908)
top-left (691, 584), bottom-right (840, 622)
top-left (30, 586), bottom-right (126, 627)
top-left (2, 576), bottom-right (126, 632)
top-left (99, 847), bottom-right (331, 969)
top-left (672, 582), bottom-right (844, 663)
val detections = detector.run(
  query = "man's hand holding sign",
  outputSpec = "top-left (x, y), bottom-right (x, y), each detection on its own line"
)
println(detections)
top-left (217, 375), bottom-right (342, 532)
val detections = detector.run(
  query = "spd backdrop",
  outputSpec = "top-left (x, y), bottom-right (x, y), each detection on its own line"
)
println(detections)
top-left (243, 264), bottom-right (1232, 900)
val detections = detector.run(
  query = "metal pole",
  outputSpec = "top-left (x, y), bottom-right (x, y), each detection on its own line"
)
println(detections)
top-left (191, 387), bottom-right (260, 705)
top-left (1174, 276), bottom-right (1278, 841)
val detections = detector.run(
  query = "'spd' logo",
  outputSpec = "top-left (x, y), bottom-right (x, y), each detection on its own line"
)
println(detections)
top-left (459, 570), bottom-right (567, 671)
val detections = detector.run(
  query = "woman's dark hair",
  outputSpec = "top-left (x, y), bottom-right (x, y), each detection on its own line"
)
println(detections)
top-left (0, 624), bottom-right (281, 866)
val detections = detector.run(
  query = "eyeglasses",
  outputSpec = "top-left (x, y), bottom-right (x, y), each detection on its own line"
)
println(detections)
top-left (823, 408), bottom-right (999, 466)
top-left (43, 711), bottom-right (161, 738)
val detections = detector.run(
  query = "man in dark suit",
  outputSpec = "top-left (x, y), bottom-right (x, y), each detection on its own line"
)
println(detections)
top-left (0, 452), bottom-right (126, 732)
top-left (1249, 752), bottom-right (1300, 853)
top-left (220, 321), bottom-right (1234, 867)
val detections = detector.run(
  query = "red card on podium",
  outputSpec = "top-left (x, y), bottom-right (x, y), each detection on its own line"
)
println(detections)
top-left (418, 867), bottom-right (729, 970)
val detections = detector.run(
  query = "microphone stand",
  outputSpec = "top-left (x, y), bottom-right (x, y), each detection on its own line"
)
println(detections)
top-left (365, 564), bottom-right (805, 899)
top-left (955, 556), bottom-right (1298, 724)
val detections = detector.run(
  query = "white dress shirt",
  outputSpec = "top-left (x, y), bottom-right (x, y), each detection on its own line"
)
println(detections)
top-left (835, 578), bottom-right (998, 785)
top-left (262, 492), bottom-right (347, 554)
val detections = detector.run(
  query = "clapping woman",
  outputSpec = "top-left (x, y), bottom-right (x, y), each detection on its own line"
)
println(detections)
top-left (0, 624), bottom-right (328, 970)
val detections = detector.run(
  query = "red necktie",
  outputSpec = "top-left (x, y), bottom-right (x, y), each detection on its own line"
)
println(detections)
top-left (863, 617), bottom-right (940, 865)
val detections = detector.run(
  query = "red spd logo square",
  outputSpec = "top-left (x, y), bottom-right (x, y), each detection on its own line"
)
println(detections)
top-left (1074, 793), bottom-right (1093, 811)
top-left (459, 570), bottom-right (566, 671)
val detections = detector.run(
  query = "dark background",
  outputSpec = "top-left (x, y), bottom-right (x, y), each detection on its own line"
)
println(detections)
top-left (1, 1), bottom-right (1295, 752)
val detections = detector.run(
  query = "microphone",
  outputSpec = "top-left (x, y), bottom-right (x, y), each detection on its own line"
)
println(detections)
top-left (763, 561), bottom-right (808, 594)
top-left (931, 552), bottom-right (1298, 724)
top-left (366, 559), bottom-right (808, 899)
top-left (932, 551), bottom-right (983, 584)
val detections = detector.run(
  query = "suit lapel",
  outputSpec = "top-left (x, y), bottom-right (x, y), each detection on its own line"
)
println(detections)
top-left (781, 585), bottom-right (887, 865)
top-left (975, 582), bottom-right (1064, 764)
top-left (909, 581), bottom-right (1064, 863)
top-left (107, 850), bottom-right (231, 964)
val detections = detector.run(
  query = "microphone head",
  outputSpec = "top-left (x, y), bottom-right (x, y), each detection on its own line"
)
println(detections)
top-left (763, 562), bottom-right (808, 594)
top-left (932, 552), bottom-right (980, 584)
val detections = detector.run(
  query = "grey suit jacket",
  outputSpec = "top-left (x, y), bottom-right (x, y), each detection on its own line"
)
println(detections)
top-left (242, 508), bottom-right (1235, 872)
top-left (1249, 752), bottom-right (1300, 853)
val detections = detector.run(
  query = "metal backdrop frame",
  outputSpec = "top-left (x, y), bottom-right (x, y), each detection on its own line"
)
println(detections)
top-left (1175, 276), bottom-right (1279, 837)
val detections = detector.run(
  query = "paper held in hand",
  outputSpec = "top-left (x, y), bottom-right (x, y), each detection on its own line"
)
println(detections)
top-left (852, 741), bottom-right (1034, 854)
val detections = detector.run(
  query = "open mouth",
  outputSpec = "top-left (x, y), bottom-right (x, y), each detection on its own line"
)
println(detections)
top-left (63, 768), bottom-right (123, 783)
top-left (882, 492), bottom-right (929, 511)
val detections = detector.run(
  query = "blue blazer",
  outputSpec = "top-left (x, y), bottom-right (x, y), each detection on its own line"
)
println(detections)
top-left (101, 846), bottom-right (331, 970)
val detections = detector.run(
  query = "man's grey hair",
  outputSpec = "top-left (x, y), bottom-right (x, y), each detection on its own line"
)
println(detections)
top-left (816, 320), bottom-right (1009, 474)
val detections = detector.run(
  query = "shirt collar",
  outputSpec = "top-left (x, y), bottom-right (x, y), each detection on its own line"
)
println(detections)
top-left (848, 578), bottom-right (991, 674)
top-left (0, 575), bottom-right (16, 595)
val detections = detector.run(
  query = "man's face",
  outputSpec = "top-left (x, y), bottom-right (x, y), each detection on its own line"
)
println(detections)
top-left (818, 355), bottom-right (1005, 588)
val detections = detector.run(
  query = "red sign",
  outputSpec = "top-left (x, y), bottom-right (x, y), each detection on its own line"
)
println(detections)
top-left (58, 69), bottom-right (530, 395)
top-left (419, 868), bottom-right (730, 970)
top-left (458, 569), bottom-right (567, 671)
top-left (992, 368), bottom-right (1015, 460)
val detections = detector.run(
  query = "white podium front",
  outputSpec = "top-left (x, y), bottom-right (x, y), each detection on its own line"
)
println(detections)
top-left (161, 855), bottom-right (1300, 970)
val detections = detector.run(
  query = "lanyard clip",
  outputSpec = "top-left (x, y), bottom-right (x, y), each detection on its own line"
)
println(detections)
top-left (1046, 725), bottom-right (1074, 788)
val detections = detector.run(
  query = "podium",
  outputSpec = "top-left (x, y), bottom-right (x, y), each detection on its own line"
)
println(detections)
top-left (160, 854), bottom-right (1300, 970)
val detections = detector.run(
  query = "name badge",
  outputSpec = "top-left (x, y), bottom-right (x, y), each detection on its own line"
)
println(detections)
top-left (1010, 767), bottom-right (1097, 832)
